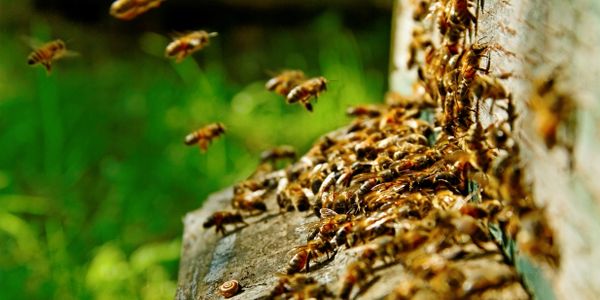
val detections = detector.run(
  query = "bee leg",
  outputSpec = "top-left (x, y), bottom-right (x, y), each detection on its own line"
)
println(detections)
top-left (43, 62), bottom-right (52, 74)
top-left (305, 251), bottom-right (312, 272)
top-left (198, 140), bottom-right (209, 152)
top-left (216, 224), bottom-right (224, 235)
top-left (304, 102), bottom-right (313, 112)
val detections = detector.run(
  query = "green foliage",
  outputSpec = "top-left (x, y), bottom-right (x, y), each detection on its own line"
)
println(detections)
top-left (0, 2), bottom-right (389, 299)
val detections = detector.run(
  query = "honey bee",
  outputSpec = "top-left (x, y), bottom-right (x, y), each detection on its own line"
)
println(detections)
top-left (286, 77), bottom-right (328, 112)
top-left (516, 209), bottom-right (560, 267)
top-left (109, 0), bottom-right (164, 20)
top-left (359, 236), bottom-right (399, 266)
top-left (202, 211), bottom-right (247, 235)
top-left (301, 208), bottom-right (349, 241)
top-left (528, 74), bottom-right (576, 151)
top-left (165, 30), bottom-right (218, 62)
top-left (27, 39), bottom-right (77, 73)
top-left (339, 260), bottom-right (373, 300)
top-left (260, 145), bottom-right (297, 164)
top-left (286, 238), bottom-right (335, 274)
top-left (407, 25), bottom-right (433, 70)
top-left (277, 182), bottom-right (310, 212)
top-left (184, 123), bottom-right (225, 151)
top-left (266, 70), bottom-right (306, 97)
top-left (232, 189), bottom-right (267, 214)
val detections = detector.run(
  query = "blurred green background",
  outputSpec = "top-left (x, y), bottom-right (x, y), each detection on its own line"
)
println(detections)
top-left (0, 0), bottom-right (391, 298)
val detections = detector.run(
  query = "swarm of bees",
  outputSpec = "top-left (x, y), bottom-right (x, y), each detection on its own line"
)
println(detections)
top-left (197, 0), bottom-right (562, 298)
top-left (26, 0), bottom-right (565, 298)
top-left (28, 2), bottom-right (217, 73)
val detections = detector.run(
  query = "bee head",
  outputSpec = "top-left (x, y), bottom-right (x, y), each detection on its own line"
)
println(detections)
top-left (202, 215), bottom-right (216, 228)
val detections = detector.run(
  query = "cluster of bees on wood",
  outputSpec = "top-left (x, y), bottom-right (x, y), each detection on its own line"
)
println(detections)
top-left (202, 0), bottom-right (565, 299)
top-left (24, 0), bottom-right (565, 299)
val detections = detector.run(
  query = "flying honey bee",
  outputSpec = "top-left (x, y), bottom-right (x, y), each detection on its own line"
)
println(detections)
top-left (265, 70), bottom-right (306, 97)
top-left (165, 30), bottom-right (218, 62)
top-left (27, 39), bottom-right (77, 74)
top-left (109, 0), bottom-right (164, 21)
top-left (286, 76), bottom-right (328, 112)
top-left (184, 123), bottom-right (225, 151)
top-left (202, 211), bottom-right (247, 235)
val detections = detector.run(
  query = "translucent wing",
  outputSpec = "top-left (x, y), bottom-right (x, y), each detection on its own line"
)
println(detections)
top-left (319, 208), bottom-right (338, 219)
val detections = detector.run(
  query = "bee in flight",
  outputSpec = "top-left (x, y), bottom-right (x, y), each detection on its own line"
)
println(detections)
top-left (165, 31), bottom-right (218, 63)
top-left (109, 0), bottom-right (164, 21)
top-left (27, 39), bottom-right (77, 74)
top-left (184, 123), bottom-right (226, 152)
top-left (286, 76), bottom-right (328, 112)
top-left (266, 70), bottom-right (306, 97)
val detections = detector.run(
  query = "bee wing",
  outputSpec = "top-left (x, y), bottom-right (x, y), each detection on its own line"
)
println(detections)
top-left (286, 245), bottom-right (307, 256)
top-left (319, 208), bottom-right (338, 219)
top-left (197, 140), bottom-right (209, 152)
top-left (62, 49), bottom-right (80, 58)
top-left (297, 219), bottom-right (321, 234)
top-left (365, 216), bottom-right (392, 232)
top-left (21, 36), bottom-right (45, 49)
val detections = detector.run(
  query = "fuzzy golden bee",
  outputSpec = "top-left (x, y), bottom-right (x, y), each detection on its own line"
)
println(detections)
top-left (286, 76), bottom-right (328, 112)
top-left (266, 70), bottom-right (306, 97)
top-left (165, 30), bottom-right (218, 62)
top-left (109, 0), bottom-right (164, 21)
top-left (184, 123), bottom-right (225, 151)
top-left (27, 39), bottom-right (76, 74)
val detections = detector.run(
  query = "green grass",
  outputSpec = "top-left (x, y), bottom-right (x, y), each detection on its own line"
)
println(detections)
top-left (0, 2), bottom-right (389, 299)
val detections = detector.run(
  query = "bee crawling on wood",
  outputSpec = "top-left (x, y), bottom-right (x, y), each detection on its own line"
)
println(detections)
top-left (203, 211), bottom-right (247, 235)
top-left (299, 208), bottom-right (349, 242)
top-left (232, 188), bottom-right (268, 214)
top-left (110, 0), bottom-right (164, 21)
top-left (26, 39), bottom-right (78, 74)
top-left (286, 76), bottom-right (328, 112)
top-left (286, 237), bottom-right (336, 274)
top-left (184, 122), bottom-right (225, 151)
top-left (165, 30), bottom-right (218, 62)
